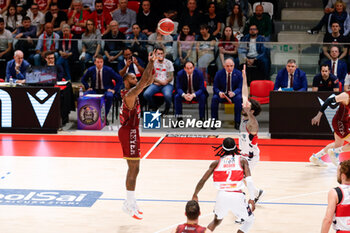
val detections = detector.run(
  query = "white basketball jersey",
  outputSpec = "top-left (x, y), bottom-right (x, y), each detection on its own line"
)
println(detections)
top-left (239, 119), bottom-right (259, 157)
top-left (333, 184), bottom-right (350, 231)
top-left (213, 155), bottom-right (245, 191)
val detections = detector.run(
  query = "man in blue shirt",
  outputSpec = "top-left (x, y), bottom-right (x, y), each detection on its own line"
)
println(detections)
top-left (6, 50), bottom-right (30, 83)
top-left (274, 59), bottom-right (308, 91)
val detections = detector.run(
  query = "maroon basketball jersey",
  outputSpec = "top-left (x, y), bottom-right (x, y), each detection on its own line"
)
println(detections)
top-left (175, 224), bottom-right (206, 233)
top-left (332, 91), bottom-right (350, 138)
top-left (119, 89), bottom-right (141, 128)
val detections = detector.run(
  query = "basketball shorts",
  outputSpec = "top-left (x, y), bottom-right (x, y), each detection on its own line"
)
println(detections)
top-left (118, 126), bottom-right (140, 159)
top-left (214, 190), bottom-right (253, 220)
top-left (332, 118), bottom-right (350, 139)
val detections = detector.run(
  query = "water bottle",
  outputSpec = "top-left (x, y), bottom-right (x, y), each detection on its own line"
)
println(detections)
top-left (79, 86), bottom-right (83, 97)
top-left (9, 76), bottom-right (13, 87)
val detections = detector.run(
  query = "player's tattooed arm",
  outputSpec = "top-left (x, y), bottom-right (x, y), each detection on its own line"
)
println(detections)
top-left (192, 160), bottom-right (219, 201)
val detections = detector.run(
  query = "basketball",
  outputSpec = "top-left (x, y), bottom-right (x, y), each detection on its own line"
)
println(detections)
top-left (157, 18), bottom-right (175, 36)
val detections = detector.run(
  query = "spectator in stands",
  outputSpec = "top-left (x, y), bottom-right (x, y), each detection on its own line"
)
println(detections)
top-left (151, 0), bottom-right (185, 18)
top-left (117, 47), bottom-right (145, 77)
top-left (81, 54), bottom-right (123, 125)
top-left (80, 19), bottom-right (102, 70)
top-left (6, 50), bottom-right (30, 83)
top-left (239, 24), bottom-right (269, 80)
top-left (27, 3), bottom-right (45, 36)
top-left (125, 23), bottom-right (148, 63)
top-left (102, 20), bottom-right (126, 65)
top-left (14, 16), bottom-right (37, 59)
top-left (0, 0), bottom-right (10, 15)
top-left (136, 0), bottom-right (158, 36)
top-left (178, 0), bottom-right (204, 35)
top-left (34, 0), bottom-right (51, 13)
top-left (274, 59), bottom-right (308, 91)
top-left (308, 0), bottom-right (349, 35)
top-left (143, 47), bottom-right (174, 114)
top-left (82, 0), bottom-right (95, 12)
top-left (103, 0), bottom-right (118, 13)
top-left (174, 24), bottom-right (195, 71)
top-left (33, 22), bottom-right (59, 66)
top-left (89, 0), bottom-right (113, 36)
top-left (196, 24), bottom-right (216, 83)
top-left (321, 21), bottom-right (348, 66)
top-left (204, 3), bottom-right (222, 39)
top-left (57, 24), bottom-right (79, 81)
top-left (312, 64), bottom-right (339, 92)
top-left (45, 3), bottom-right (68, 33)
top-left (218, 26), bottom-right (239, 69)
top-left (175, 61), bottom-right (207, 122)
top-left (4, 4), bottom-right (22, 33)
top-left (226, 4), bottom-right (246, 40)
top-left (68, 0), bottom-right (90, 38)
top-left (227, 0), bottom-right (250, 18)
top-left (111, 0), bottom-right (136, 34)
top-left (44, 50), bottom-right (65, 81)
top-left (211, 58), bottom-right (242, 130)
top-left (244, 4), bottom-right (272, 41)
top-left (324, 45), bottom-right (347, 86)
top-left (52, 0), bottom-right (72, 10)
top-left (147, 29), bottom-right (174, 61)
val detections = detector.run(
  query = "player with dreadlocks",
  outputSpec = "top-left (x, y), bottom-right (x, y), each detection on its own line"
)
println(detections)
top-left (192, 137), bottom-right (256, 233)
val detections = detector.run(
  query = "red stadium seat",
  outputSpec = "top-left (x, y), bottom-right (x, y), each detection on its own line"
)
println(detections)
top-left (249, 80), bottom-right (274, 104)
top-left (127, 1), bottom-right (140, 13)
top-left (339, 81), bottom-right (342, 92)
top-left (0, 78), bottom-right (4, 82)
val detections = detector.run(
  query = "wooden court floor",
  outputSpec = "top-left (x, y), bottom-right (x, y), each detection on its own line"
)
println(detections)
top-left (0, 134), bottom-right (349, 233)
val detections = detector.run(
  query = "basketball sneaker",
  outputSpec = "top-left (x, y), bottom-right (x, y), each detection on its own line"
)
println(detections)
top-left (327, 149), bottom-right (340, 166)
top-left (309, 154), bottom-right (327, 167)
top-left (122, 200), bottom-right (143, 220)
top-left (254, 189), bottom-right (264, 204)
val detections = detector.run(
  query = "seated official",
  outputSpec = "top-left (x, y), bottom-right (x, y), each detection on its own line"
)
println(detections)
top-left (175, 61), bottom-right (207, 121)
top-left (324, 45), bottom-right (347, 86)
top-left (211, 58), bottom-right (242, 130)
top-left (6, 50), bottom-right (30, 83)
top-left (143, 47), bottom-right (174, 114)
top-left (312, 64), bottom-right (339, 92)
top-left (274, 59), bottom-right (308, 91)
top-left (81, 54), bottom-right (122, 124)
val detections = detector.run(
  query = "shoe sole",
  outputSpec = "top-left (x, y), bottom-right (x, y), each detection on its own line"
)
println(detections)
top-left (309, 156), bottom-right (327, 167)
top-left (123, 204), bottom-right (143, 220)
top-left (328, 149), bottom-right (339, 166)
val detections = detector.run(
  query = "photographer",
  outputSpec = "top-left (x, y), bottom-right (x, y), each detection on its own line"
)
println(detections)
top-left (117, 47), bottom-right (145, 78)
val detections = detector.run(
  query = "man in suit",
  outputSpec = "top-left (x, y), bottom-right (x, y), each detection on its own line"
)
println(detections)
top-left (81, 54), bottom-right (123, 124)
top-left (6, 50), bottom-right (30, 83)
top-left (211, 58), bottom-right (242, 130)
top-left (325, 45), bottom-right (347, 86)
top-left (274, 59), bottom-right (308, 91)
top-left (175, 61), bottom-right (207, 121)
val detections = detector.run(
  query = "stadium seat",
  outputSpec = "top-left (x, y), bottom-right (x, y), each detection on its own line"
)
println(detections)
top-left (127, 1), bottom-right (140, 13)
top-left (339, 81), bottom-right (342, 92)
top-left (249, 80), bottom-right (274, 104)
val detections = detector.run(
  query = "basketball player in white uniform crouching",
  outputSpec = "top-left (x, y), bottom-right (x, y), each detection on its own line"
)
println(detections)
top-left (321, 160), bottom-right (350, 233)
top-left (192, 137), bottom-right (256, 233)
top-left (239, 65), bottom-right (264, 203)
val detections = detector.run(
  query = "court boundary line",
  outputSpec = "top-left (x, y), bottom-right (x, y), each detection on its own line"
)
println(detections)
top-left (142, 135), bottom-right (166, 160)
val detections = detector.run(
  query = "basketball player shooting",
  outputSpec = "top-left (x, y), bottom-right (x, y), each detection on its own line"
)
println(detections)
top-left (119, 50), bottom-right (158, 220)
top-left (310, 91), bottom-right (350, 167)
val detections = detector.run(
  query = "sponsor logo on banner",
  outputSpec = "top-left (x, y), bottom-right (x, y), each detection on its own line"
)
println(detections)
top-left (143, 110), bottom-right (161, 129)
top-left (0, 189), bottom-right (103, 207)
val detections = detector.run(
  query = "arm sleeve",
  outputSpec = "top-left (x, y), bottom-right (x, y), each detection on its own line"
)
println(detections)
top-left (320, 96), bottom-right (336, 113)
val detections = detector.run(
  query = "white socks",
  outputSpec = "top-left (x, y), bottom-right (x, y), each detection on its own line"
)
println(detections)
top-left (314, 149), bottom-right (326, 158)
top-left (334, 147), bottom-right (343, 154)
top-left (127, 190), bottom-right (136, 203)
